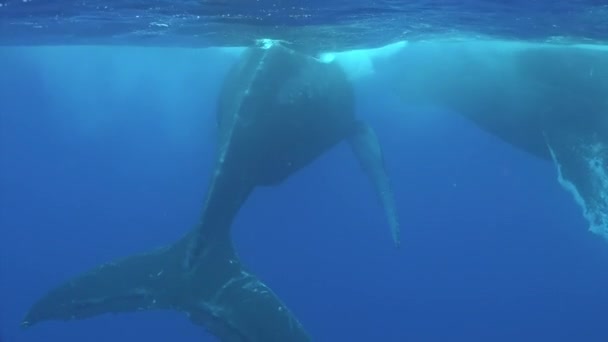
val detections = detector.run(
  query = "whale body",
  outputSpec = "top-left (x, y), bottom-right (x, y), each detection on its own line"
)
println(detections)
top-left (23, 43), bottom-right (401, 341)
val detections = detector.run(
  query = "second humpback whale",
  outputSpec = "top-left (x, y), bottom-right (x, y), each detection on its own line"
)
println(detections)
top-left (379, 40), bottom-right (608, 240)
top-left (22, 43), bottom-right (400, 341)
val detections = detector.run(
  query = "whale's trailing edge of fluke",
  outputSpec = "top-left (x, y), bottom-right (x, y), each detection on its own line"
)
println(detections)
top-left (22, 43), bottom-right (400, 341)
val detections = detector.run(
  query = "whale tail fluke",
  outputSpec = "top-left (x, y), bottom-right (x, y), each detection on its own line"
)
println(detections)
top-left (22, 232), bottom-right (310, 341)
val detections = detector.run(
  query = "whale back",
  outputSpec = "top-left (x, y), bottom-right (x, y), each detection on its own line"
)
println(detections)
top-left (215, 45), bottom-right (356, 186)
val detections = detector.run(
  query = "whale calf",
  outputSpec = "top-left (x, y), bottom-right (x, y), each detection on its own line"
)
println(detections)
top-left (22, 43), bottom-right (400, 341)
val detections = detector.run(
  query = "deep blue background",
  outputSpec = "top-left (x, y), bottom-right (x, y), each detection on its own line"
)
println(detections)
top-left (1, 47), bottom-right (607, 341)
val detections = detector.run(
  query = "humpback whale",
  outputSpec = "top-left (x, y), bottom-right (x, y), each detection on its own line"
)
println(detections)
top-left (380, 40), bottom-right (608, 240)
top-left (22, 43), bottom-right (400, 340)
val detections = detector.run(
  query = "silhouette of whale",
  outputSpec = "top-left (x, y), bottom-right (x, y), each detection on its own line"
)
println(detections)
top-left (384, 41), bottom-right (608, 239)
top-left (22, 42), bottom-right (400, 341)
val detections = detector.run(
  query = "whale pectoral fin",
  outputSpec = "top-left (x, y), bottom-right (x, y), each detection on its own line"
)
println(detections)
top-left (22, 233), bottom-right (310, 341)
top-left (348, 120), bottom-right (401, 247)
top-left (544, 130), bottom-right (608, 240)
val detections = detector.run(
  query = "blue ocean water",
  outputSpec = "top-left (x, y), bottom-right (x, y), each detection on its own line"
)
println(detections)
top-left (1, 1), bottom-right (608, 342)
